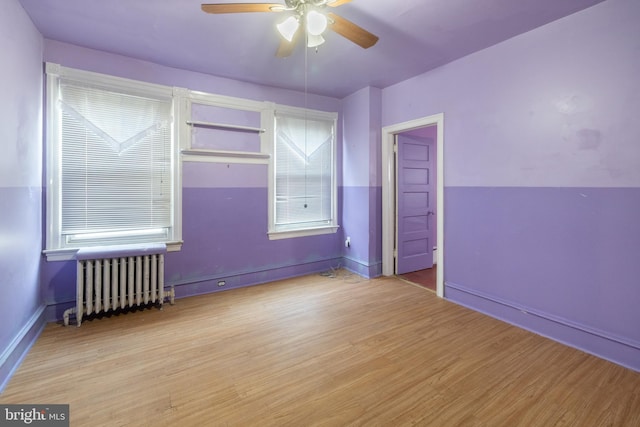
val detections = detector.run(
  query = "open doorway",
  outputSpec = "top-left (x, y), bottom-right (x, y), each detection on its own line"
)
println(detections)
top-left (381, 114), bottom-right (444, 297)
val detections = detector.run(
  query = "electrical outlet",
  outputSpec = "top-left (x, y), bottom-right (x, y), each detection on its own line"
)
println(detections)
top-left (217, 280), bottom-right (226, 287)
top-left (345, 236), bottom-right (351, 248)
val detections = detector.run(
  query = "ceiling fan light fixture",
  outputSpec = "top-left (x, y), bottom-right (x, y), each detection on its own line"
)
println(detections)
top-left (306, 10), bottom-right (328, 36)
top-left (277, 15), bottom-right (300, 42)
top-left (201, 2), bottom-right (380, 55)
top-left (306, 33), bottom-right (325, 48)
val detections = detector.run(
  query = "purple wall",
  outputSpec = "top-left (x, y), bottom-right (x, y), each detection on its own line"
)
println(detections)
top-left (40, 41), bottom-right (345, 318)
top-left (0, 0), bottom-right (45, 391)
top-left (169, 162), bottom-right (343, 297)
top-left (341, 87), bottom-right (383, 277)
top-left (381, 0), bottom-right (640, 370)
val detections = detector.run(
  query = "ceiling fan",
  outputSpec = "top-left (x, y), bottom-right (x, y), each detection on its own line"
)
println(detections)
top-left (201, 0), bottom-right (379, 57)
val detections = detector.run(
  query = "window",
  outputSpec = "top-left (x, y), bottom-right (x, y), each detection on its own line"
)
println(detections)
top-left (269, 107), bottom-right (338, 239)
top-left (44, 64), bottom-right (181, 260)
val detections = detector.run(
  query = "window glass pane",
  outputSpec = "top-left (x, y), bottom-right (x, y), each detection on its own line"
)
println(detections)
top-left (58, 81), bottom-right (173, 245)
top-left (274, 113), bottom-right (334, 230)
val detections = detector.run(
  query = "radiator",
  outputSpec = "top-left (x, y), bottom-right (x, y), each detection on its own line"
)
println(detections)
top-left (64, 244), bottom-right (175, 326)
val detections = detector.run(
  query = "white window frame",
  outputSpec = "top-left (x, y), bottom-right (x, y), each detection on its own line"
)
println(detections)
top-left (268, 105), bottom-right (339, 240)
top-left (43, 63), bottom-right (183, 261)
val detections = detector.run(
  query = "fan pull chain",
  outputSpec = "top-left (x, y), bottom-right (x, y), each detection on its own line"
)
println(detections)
top-left (303, 29), bottom-right (309, 209)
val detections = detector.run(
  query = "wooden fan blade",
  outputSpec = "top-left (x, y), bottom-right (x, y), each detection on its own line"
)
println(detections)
top-left (201, 3), bottom-right (283, 14)
top-left (327, 0), bottom-right (352, 7)
top-left (327, 12), bottom-right (379, 49)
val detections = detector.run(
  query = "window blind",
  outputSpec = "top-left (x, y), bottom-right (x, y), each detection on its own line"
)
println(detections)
top-left (59, 81), bottom-right (173, 245)
top-left (274, 113), bottom-right (334, 231)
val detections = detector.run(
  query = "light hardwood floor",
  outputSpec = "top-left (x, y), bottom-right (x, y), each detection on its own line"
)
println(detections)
top-left (1, 271), bottom-right (639, 426)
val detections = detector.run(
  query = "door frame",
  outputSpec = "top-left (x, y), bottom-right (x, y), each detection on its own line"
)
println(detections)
top-left (381, 113), bottom-right (445, 297)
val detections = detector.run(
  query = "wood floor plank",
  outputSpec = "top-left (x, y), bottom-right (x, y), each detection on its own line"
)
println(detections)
top-left (1, 271), bottom-right (638, 426)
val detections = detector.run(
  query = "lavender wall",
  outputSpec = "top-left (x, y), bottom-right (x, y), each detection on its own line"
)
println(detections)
top-left (382, 0), bottom-right (640, 370)
top-left (0, 0), bottom-right (45, 391)
top-left (40, 41), bottom-right (344, 317)
top-left (341, 87), bottom-right (383, 277)
top-left (170, 162), bottom-right (343, 297)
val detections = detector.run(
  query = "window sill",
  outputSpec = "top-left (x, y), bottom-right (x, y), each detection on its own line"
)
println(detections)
top-left (268, 226), bottom-right (339, 241)
top-left (43, 241), bottom-right (183, 261)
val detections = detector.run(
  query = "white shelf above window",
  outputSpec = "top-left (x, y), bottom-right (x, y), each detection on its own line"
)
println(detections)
top-left (179, 94), bottom-right (274, 164)
top-left (186, 120), bottom-right (265, 134)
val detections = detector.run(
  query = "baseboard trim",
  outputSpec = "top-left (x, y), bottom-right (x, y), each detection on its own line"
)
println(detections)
top-left (341, 256), bottom-right (382, 278)
top-left (171, 257), bottom-right (345, 299)
top-left (0, 305), bottom-right (47, 393)
top-left (445, 281), bottom-right (640, 372)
